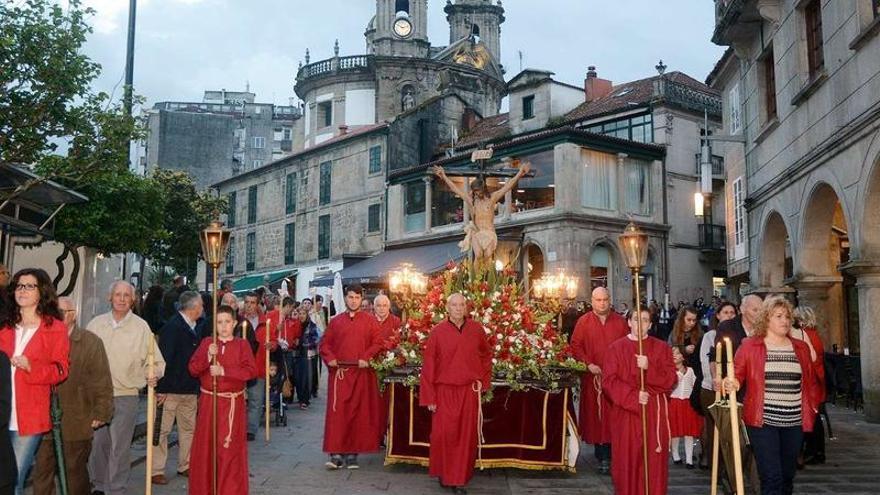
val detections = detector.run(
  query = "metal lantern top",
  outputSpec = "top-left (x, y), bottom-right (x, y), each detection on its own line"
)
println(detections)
top-left (618, 221), bottom-right (649, 270)
top-left (388, 263), bottom-right (428, 295)
top-left (199, 220), bottom-right (232, 268)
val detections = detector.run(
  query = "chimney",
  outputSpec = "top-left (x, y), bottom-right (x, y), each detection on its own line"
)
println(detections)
top-left (461, 108), bottom-right (479, 133)
top-left (584, 66), bottom-right (613, 103)
top-left (338, 124), bottom-right (349, 136)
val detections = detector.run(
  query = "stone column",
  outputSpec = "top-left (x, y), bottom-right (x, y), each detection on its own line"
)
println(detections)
top-left (841, 261), bottom-right (880, 422)
top-left (423, 176), bottom-right (432, 234)
top-left (792, 275), bottom-right (846, 348)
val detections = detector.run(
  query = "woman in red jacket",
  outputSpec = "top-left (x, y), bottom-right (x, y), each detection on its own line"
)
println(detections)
top-left (0, 268), bottom-right (69, 495)
top-left (725, 296), bottom-right (817, 495)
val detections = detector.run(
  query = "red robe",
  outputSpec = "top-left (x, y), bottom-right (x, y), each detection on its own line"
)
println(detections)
top-left (602, 336), bottom-right (676, 495)
top-left (376, 313), bottom-right (402, 440)
top-left (570, 311), bottom-right (629, 444)
top-left (188, 337), bottom-right (257, 495)
top-left (419, 319), bottom-right (492, 488)
top-left (253, 319), bottom-right (279, 379)
top-left (319, 310), bottom-right (384, 453)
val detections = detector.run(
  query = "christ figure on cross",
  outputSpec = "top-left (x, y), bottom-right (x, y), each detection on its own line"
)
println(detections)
top-left (433, 160), bottom-right (531, 268)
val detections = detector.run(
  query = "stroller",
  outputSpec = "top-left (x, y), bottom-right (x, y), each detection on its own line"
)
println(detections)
top-left (267, 361), bottom-right (288, 427)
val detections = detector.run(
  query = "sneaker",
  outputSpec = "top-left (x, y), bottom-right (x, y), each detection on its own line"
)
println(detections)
top-left (325, 455), bottom-right (344, 470)
top-left (345, 454), bottom-right (359, 469)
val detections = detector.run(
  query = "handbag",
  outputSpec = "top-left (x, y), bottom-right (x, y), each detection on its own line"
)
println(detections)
top-left (281, 356), bottom-right (294, 400)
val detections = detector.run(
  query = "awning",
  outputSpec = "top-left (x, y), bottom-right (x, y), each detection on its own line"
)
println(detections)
top-left (232, 268), bottom-right (295, 294)
top-left (0, 162), bottom-right (89, 237)
top-left (310, 240), bottom-right (465, 287)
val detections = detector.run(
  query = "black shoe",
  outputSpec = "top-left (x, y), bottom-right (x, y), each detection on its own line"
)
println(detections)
top-left (247, 432), bottom-right (255, 441)
top-left (686, 463), bottom-right (695, 469)
top-left (673, 459), bottom-right (683, 465)
top-left (91, 491), bottom-right (105, 495)
top-left (325, 455), bottom-right (344, 470)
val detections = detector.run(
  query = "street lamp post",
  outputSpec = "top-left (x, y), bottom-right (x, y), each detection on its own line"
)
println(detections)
top-left (199, 220), bottom-right (231, 495)
top-left (618, 221), bottom-right (651, 495)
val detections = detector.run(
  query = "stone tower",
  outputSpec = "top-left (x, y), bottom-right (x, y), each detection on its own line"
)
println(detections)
top-left (444, 0), bottom-right (505, 67)
top-left (369, 0), bottom-right (430, 58)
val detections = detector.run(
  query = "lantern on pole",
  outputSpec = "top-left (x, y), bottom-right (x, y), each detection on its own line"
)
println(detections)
top-left (199, 219), bottom-right (231, 495)
top-left (617, 221), bottom-right (650, 495)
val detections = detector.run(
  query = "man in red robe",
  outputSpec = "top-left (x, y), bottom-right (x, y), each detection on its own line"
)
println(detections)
top-left (602, 308), bottom-right (676, 495)
top-left (570, 287), bottom-right (629, 473)
top-left (373, 294), bottom-right (401, 444)
top-left (188, 305), bottom-right (257, 495)
top-left (420, 293), bottom-right (492, 494)
top-left (319, 284), bottom-right (384, 470)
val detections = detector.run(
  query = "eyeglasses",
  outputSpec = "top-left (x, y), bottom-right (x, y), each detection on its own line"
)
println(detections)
top-left (14, 283), bottom-right (38, 292)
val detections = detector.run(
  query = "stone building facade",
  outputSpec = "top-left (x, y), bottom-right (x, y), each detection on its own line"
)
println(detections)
top-left (144, 90), bottom-right (301, 189)
top-left (709, 0), bottom-right (880, 420)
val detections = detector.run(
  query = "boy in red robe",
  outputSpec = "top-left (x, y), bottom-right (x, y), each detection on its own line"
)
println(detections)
top-left (603, 308), bottom-right (676, 495)
top-left (319, 284), bottom-right (384, 469)
top-left (188, 305), bottom-right (258, 495)
top-left (570, 287), bottom-right (629, 473)
top-left (373, 294), bottom-right (401, 443)
top-left (420, 293), bottom-right (492, 494)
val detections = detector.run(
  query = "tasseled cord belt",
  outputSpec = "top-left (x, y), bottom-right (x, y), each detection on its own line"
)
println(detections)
top-left (654, 393), bottom-right (671, 453)
top-left (593, 375), bottom-right (603, 420)
top-left (200, 387), bottom-right (246, 448)
top-left (472, 381), bottom-right (486, 470)
top-left (332, 367), bottom-right (349, 413)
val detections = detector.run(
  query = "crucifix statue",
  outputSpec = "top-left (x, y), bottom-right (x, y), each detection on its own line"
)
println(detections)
top-left (433, 152), bottom-right (531, 269)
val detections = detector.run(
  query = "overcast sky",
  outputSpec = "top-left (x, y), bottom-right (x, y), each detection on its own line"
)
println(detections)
top-left (80, 0), bottom-right (725, 111)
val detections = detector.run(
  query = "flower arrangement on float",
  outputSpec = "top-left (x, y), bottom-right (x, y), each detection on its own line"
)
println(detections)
top-left (373, 260), bottom-right (585, 395)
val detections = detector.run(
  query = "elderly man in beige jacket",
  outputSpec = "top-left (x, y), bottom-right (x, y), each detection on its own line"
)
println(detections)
top-left (87, 281), bottom-right (165, 495)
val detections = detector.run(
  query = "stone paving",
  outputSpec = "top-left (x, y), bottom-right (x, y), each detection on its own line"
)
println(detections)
top-left (119, 383), bottom-right (880, 495)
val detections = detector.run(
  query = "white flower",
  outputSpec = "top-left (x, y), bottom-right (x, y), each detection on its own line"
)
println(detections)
top-left (496, 333), bottom-right (503, 340)
top-left (495, 344), bottom-right (502, 352)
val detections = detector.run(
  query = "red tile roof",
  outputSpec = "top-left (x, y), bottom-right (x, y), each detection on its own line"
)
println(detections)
top-left (564, 71), bottom-right (719, 122)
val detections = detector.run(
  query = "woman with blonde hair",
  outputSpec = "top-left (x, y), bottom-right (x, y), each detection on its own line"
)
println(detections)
top-left (725, 296), bottom-right (819, 495)
top-left (792, 306), bottom-right (826, 464)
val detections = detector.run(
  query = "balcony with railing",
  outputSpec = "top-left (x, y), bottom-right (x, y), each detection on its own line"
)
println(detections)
top-left (656, 79), bottom-right (723, 118)
top-left (296, 55), bottom-right (374, 81)
top-left (698, 224), bottom-right (726, 252)
top-left (712, 0), bottom-right (766, 45)
top-left (694, 153), bottom-right (725, 177)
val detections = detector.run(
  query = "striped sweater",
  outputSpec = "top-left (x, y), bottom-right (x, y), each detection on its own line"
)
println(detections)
top-left (763, 346), bottom-right (802, 427)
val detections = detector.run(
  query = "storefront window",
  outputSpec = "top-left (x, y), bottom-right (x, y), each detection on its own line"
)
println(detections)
top-left (404, 181), bottom-right (425, 232)
top-left (432, 176), bottom-right (465, 227)
top-left (510, 149), bottom-right (555, 212)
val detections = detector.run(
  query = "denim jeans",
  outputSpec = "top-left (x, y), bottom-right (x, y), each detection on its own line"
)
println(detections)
top-left (747, 425), bottom-right (803, 495)
top-left (10, 430), bottom-right (42, 495)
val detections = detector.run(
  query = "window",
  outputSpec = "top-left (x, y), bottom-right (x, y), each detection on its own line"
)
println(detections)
top-left (728, 83), bottom-right (742, 134)
top-left (733, 176), bottom-right (746, 260)
top-left (763, 51), bottom-right (777, 120)
top-left (247, 185), bottom-right (257, 224)
top-left (252, 160), bottom-right (263, 170)
top-left (319, 161), bottom-right (332, 205)
top-left (284, 223), bottom-right (295, 264)
top-left (227, 191), bottom-right (236, 227)
top-left (246, 232), bottom-right (256, 271)
top-left (318, 215), bottom-right (331, 259)
top-left (285, 172), bottom-right (297, 214)
top-left (404, 181), bottom-right (426, 232)
top-left (225, 236), bottom-right (235, 274)
top-left (368, 204), bottom-right (381, 233)
top-left (510, 149), bottom-right (555, 212)
top-left (253, 136), bottom-right (265, 149)
top-left (369, 146), bottom-right (382, 174)
top-left (583, 113), bottom-right (654, 143)
top-left (624, 159), bottom-right (651, 215)
top-left (283, 128), bottom-right (292, 140)
top-left (805, 0), bottom-right (824, 77)
top-left (432, 176), bottom-right (465, 227)
top-left (395, 0), bottom-right (409, 15)
top-left (522, 95), bottom-right (535, 120)
top-left (581, 149), bottom-right (617, 210)
top-left (318, 101), bottom-right (332, 128)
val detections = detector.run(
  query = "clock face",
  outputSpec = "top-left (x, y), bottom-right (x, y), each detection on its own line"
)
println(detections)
top-left (393, 18), bottom-right (413, 38)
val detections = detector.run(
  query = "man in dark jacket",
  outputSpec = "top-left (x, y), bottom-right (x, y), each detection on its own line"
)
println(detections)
top-left (151, 291), bottom-right (204, 484)
top-left (32, 297), bottom-right (114, 495)
top-left (0, 349), bottom-right (15, 494)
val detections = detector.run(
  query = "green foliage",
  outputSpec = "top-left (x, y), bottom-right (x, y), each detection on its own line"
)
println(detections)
top-left (147, 170), bottom-right (228, 280)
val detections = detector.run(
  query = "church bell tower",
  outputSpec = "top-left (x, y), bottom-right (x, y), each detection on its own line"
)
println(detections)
top-left (444, 0), bottom-right (505, 65)
top-left (370, 0), bottom-right (430, 57)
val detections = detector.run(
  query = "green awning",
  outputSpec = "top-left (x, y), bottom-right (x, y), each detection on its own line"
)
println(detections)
top-left (232, 269), bottom-right (294, 294)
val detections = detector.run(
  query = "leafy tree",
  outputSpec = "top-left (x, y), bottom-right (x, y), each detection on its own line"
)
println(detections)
top-left (148, 169), bottom-right (228, 280)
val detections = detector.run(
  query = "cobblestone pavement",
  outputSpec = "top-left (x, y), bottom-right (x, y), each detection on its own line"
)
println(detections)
top-left (121, 382), bottom-right (879, 495)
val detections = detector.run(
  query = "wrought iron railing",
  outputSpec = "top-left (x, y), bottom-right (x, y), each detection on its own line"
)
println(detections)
top-left (699, 224), bottom-right (726, 251)
top-left (661, 80), bottom-right (722, 117)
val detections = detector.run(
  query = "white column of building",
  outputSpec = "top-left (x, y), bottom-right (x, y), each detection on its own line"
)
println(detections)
top-left (423, 176), bottom-right (433, 234)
